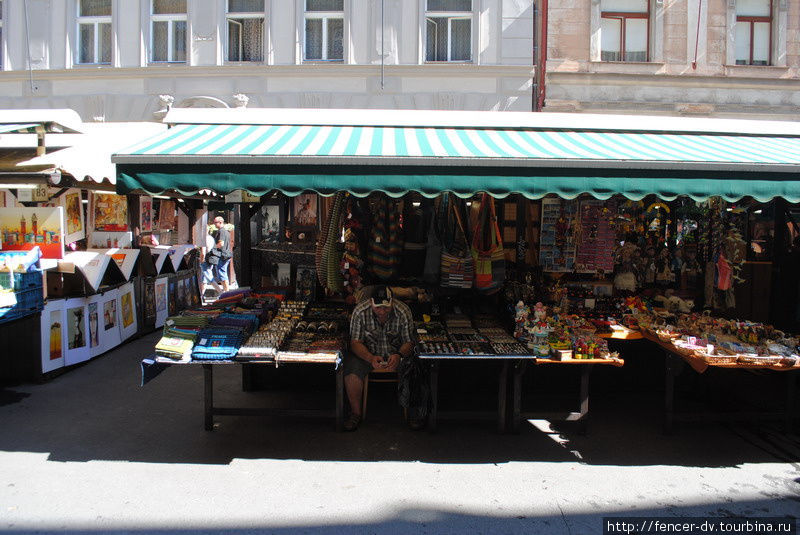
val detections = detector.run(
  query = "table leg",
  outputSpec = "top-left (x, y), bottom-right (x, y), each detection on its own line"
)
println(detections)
top-left (578, 365), bottom-right (592, 435)
top-left (335, 365), bottom-right (344, 432)
top-left (498, 360), bottom-right (509, 433)
top-left (428, 361), bottom-right (439, 433)
top-left (511, 360), bottom-right (527, 434)
top-left (203, 364), bottom-right (213, 431)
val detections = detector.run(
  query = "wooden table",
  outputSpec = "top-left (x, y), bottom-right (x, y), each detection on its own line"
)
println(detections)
top-left (641, 331), bottom-right (799, 433)
top-left (418, 354), bottom-right (530, 433)
top-left (141, 351), bottom-right (345, 431)
top-left (511, 356), bottom-right (624, 435)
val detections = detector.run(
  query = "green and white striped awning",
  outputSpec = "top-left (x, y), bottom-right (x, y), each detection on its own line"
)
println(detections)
top-left (113, 110), bottom-right (800, 202)
top-left (0, 123), bottom-right (40, 134)
top-left (115, 123), bottom-right (800, 170)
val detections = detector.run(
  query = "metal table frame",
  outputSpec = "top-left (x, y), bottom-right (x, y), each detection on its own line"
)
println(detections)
top-left (142, 356), bottom-right (345, 432)
top-left (419, 355), bottom-right (524, 433)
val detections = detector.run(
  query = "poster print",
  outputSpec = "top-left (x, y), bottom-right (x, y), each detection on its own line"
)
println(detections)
top-left (154, 277), bottom-right (168, 328)
top-left (293, 194), bottom-right (317, 227)
top-left (40, 300), bottom-right (65, 374)
top-left (118, 282), bottom-right (138, 341)
top-left (0, 206), bottom-right (65, 259)
top-left (64, 297), bottom-right (90, 366)
top-left (538, 198), bottom-right (578, 273)
top-left (61, 189), bottom-right (85, 244)
top-left (295, 265), bottom-right (316, 301)
top-left (92, 193), bottom-right (128, 232)
top-left (99, 289), bottom-right (122, 352)
top-left (158, 200), bottom-right (177, 231)
top-left (144, 278), bottom-right (156, 323)
top-left (139, 196), bottom-right (153, 232)
top-left (168, 278), bottom-right (177, 316)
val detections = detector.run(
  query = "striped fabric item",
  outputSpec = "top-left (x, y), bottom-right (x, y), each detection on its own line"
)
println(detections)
top-left (119, 123), bottom-right (800, 165)
top-left (366, 195), bottom-right (401, 281)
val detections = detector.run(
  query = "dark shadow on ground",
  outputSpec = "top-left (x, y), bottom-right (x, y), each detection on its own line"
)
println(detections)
top-left (0, 332), bottom-right (797, 466)
top-left (1, 501), bottom-right (798, 535)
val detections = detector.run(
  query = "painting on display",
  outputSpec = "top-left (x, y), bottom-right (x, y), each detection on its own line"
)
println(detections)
top-left (139, 196), bottom-right (153, 232)
top-left (189, 273), bottom-right (200, 308)
top-left (61, 189), bottom-right (85, 244)
top-left (168, 278), bottom-right (177, 316)
top-left (143, 278), bottom-right (156, 324)
top-left (40, 300), bottom-right (65, 374)
top-left (0, 206), bottom-right (64, 259)
top-left (88, 231), bottom-right (132, 249)
top-left (293, 194), bottom-right (318, 227)
top-left (92, 193), bottom-right (128, 232)
top-left (99, 289), bottom-right (122, 352)
top-left (118, 282), bottom-right (137, 341)
top-left (87, 294), bottom-right (104, 358)
top-left (158, 200), bottom-right (177, 231)
top-left (154, 277), bottom-right (168, 328)
top-left (64, 297), bottom-right (90, 366)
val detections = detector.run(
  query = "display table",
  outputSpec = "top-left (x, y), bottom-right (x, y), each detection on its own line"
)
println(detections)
top-left (511, 356), bottom-right (625, 435)
top-left (640, 331), bottom-right (799, 433)
top-left (141, 351), bottom-right (344, 431)
top-left (418, 354), bottom-right (533, 433)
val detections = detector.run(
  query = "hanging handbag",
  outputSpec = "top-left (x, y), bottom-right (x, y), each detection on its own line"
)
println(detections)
top-left (423, 198), bottom-right (443, 284)
top-left (440, 195), bottom-right (474, 289)
top-left (471, 193), bottom-right (505, 293)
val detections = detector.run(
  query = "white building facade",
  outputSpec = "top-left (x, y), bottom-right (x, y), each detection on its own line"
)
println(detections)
top-left (0, 0), bottom-right (536, 121)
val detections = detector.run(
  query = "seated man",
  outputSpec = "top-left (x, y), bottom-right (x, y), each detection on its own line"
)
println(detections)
top-left (344, 286), bottom-right (416, 431)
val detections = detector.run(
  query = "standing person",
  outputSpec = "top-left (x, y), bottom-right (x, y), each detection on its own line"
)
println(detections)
top-left (344, 286), bottom-right (419, 431)
top-left (200, 216), bottom-right (233, 299)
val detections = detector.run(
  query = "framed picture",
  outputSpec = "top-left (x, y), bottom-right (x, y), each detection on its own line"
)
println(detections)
top-left (92, 193), bottom-right (128, 232)
top-left (293, 194), bottom-right (318, 227)
top-left (61, 189), bottom-right (85, 244)
top-left (118, 282), bottom-right (138, 341)
top-left (158, 200), bottom-right (177, 231)
top-left (260, 201), bottom-right (284, 244)
top-left (276, 263), bottom-right (291, 287)
top-left (295, 265), bottom-right (316, 301)
top-left (40, 300), bottom-right (66, 374)
top-left (139, 196), bottom-right (154, 232)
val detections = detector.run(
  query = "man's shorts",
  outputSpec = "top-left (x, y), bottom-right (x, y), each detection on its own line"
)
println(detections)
top-left (343, 352), bottom-right (373, 380)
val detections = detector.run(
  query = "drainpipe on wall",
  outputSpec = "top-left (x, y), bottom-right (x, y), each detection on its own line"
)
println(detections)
top-left (532, 2), bottom-right (538, 111)
top-left (536, 0), bottom-right (548, 112)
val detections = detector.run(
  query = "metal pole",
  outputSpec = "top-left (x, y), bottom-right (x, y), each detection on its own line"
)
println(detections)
top-left (381, 0), bottom-right (385, 90)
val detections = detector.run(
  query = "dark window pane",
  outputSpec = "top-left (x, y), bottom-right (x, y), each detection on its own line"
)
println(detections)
top-left (153, 0), bottom-right (186, 15)
top-left (152, 20), bottom-right (168, 61)
top-left (99, 22), bottom-right (112, 63)
top-left (306, 0), bottom-right (343, 11)
top-left (80, 0), bottom-right (111, 17)
top-left (228, 17), bottom-right (263, 61)
top-left (79, 23), bottom-right (94, 63)
top-left (427, 0), bottom-right (471, 11)
top-left (426, 17), bottom-right (448, 61)
top-left (173, 20), bottom-right (186, 61)
top-left (450, 18), bottom-right (471, 60)
top-left (327, 17), bottom-right (343, 60)
top-left (305, 18), bottom-right (322, 59)
top-left (228, 0), bottom-right (264, 12)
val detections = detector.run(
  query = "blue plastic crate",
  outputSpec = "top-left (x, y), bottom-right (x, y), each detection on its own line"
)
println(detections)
top-left (0, 271), bottom-right (44, 292)
top-left (0, 285), bottom-right (44, 325)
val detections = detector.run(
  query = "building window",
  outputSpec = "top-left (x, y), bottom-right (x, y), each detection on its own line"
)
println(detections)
top-left (77, 0), bottom-right (112, 65)
top-left (304, 0), bottom-right (343, 62)
top-left (227, 0), bottom-right (264, 62)
top-left (734, 0), bottom-right (771, 65)
top-left (425, 0), bottom-right (472, 62)
top-left (151, 0), bottom-right (186, 63)
top-left (600, 0), bottom-right (648, 62)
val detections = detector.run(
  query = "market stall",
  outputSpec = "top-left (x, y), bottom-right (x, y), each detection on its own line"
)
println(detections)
top-left (114, 108), bottom-right (800, 433)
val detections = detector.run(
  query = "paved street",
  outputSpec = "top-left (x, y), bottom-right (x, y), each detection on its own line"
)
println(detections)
top-left (0, 332), bottom-right (798, 535)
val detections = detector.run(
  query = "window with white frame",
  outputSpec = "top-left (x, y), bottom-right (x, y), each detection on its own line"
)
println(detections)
top-left (151, 0), bottom-right (186, 63)
top-left (734, 0), bottom-right (771, 65)
top-left (0, 0), bottom-right (4, 70)
top-left (304, 0), bottom-right (343, 62)
top-left (227, 0), bottom-right (264, 62)
top-left (77, 0), bottom-right (112, 65)
top-left (600, 0), bottom-right (649, 62)
top-left (425, 0), bottom-right (472, 62)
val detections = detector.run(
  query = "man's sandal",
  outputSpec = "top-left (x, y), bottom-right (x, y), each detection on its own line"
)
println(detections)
top-left (343, 414), bottom-right (361, 432)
